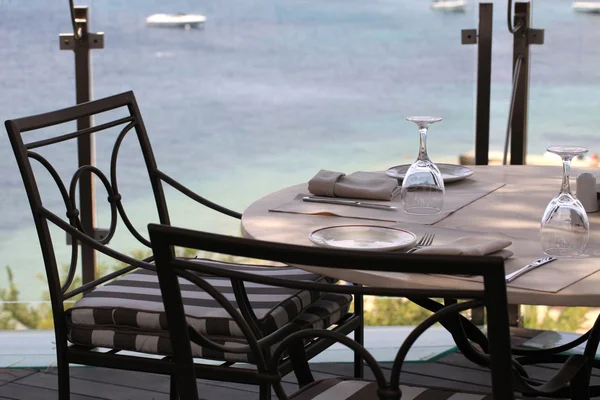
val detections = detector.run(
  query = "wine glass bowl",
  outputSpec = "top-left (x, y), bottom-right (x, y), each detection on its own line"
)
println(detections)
top-left (401, 116), bottom-right (445, 215)
top-left (540, 145), bottom-right (590, 257)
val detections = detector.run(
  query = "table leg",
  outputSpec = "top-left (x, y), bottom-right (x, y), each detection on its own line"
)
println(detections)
top-left (353, 292), bottom-right (364, 379)
top-left (471, 304), bottom-right (522, 327)
top-left (508, 304), bottom-right (523, 328)
top-left (409, 296), bottom-right (600, 398)
top-left (471, 306), bottom-right (485, 326)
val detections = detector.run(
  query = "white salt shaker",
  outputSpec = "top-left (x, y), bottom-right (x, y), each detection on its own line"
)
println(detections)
top-left (576, 172), bottom-right (599, 213)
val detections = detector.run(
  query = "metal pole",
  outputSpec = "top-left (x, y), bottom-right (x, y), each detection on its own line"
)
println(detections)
top-left (503, 2), bottom-right (543, 166)
top-left (510, 3), bottom-right (530, 165)
top-left (353, 294), bottom-right (364, 379)
top-left (462, 3), bottom-right (493, 166)
top-left (474, 4), bottom-right (493, 166)
top-left (503, 55), bottom-right (523, 166)
top-left (60, 6), bottom-right (104, 285)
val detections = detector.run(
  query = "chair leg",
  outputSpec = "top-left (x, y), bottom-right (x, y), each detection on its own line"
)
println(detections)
top-left (353, 293), bottom-right (365, 379)
top-left (170, 374), bottom-right (178, 400)
top-left (570, 367), bottom-right (591, 400)
top-left (171, 371), bottom-right (200, 400)
top-left (288, 341), bottom-right (314, 387)
top-left (259, 383), bottom-right (272, 400)
top-left (57, 352), bottom-right (70, 400)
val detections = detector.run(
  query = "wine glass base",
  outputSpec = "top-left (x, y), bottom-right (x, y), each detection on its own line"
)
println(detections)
top-left (403, 206), bottom-right (442, 215)
top-left (542, 247), bottom-right (585, 258)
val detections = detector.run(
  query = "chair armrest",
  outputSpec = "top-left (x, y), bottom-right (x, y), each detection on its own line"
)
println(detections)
top-left (64, 264), bottom-right (139, 300)
top-left (42, 207), bottom-right (156, 299)
top-left (156, 170), bottom-right (242, 219)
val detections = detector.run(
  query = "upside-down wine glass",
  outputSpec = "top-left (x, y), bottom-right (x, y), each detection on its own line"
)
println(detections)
top-left (540, 145), bottom-right (589, 257)
top-left (401, 116), bottom-right (445, 215)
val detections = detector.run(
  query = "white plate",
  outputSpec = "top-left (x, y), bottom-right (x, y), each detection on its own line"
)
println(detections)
top-left (385, 163), bottom-right (474, 183)
top-left (308, 225), bottom-right (417, 251)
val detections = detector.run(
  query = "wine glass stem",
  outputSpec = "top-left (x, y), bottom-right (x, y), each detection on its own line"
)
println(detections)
top-left (418, 127), bottom-right (429, 161)
top-left (561, 157), bottom-right (572, 194)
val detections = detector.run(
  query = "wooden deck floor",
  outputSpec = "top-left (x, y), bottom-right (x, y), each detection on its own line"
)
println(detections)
top-left (0, 328), bottom-right (597, 399)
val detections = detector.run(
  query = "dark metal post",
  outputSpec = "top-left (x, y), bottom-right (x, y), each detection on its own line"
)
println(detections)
top-left (475, 4), bottom-right (493, 166)
top-left (353, 294), bottom-right (364, 379)
top-left (509, 2), bottom-right (543, 165)
top-left (462, 3), bottom-right (493, 166)
top-left (60, 7), bottom-right (104, 285)
top-left (510, 3), bottom-right (529, 165)
top-left (508, 304), bottom-right (523, 328)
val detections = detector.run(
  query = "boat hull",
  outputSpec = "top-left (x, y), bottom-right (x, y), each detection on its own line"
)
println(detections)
top-left (431, 1), bottom-right (466, 12)
top-left (573, 2), bottom-right (600, 13)
top-left (146, 14), bottom-right (206, 29)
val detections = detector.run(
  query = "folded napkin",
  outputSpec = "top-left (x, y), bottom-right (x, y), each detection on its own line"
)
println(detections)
top-left (308, 170), bottom-right (401, 201)
top-left (413, 236), bottom-right (513, 258)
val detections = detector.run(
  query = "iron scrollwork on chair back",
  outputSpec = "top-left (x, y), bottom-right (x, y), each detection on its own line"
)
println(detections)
top-left (5, 91), bottom-right (169, 300)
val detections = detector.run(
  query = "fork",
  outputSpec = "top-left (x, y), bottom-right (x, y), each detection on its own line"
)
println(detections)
top-left (407, 233), bottom-right (436, 253)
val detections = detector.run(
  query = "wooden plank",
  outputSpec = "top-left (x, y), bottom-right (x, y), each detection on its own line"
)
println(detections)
top-left (312, 362), bottom-right (493, 393)
top-left (195, 382), bottom-right (259, 400)
top-left (0, 368), bottom-right (37, 383)
top-left (399, 362), bottom-right (493, 387)
top-left (282, 369), bottom-right (363, 385)
top-left (58, 368), bottom-right (171, 394)
top-left (440, 351), bottom-right (600, 380)
top-left (12, 372), bottom-right (170, 400)
top-left (0, 382), bottom-right (102, 400)
top-left (511, 327), bottom-right (544, 339)
top-left (50, 367), bottom-right (298, 399)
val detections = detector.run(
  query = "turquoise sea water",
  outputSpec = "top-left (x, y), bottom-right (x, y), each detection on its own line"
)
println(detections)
top-left (0, 0), bottom-right (599, 299)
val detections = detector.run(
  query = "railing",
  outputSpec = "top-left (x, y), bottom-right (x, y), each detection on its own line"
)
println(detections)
top-left (462, 3), bottom-right (493, 166)
top-left (463, 1), bottom-right (544, 167)
top-left (505, 1), bottom-right (544, 166)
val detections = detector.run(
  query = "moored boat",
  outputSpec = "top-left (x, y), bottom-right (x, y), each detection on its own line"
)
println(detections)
top-left (573, 2), bottom-right (600, 13)
top-left (431, 0), bottom-right (467, 12)
top-left (145, 13), bottom-right (206, 29)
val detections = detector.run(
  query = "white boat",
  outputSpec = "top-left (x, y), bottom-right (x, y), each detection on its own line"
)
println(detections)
top-left (573, 2), bottom-right (600, 13)
top-left (431, 0), bottom-right (467, 12)
top-left (145, 13), bottom-right (206, 29)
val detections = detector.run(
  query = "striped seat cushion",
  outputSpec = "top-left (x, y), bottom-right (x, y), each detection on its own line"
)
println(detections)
top-left (67, 259), bottom-right (339, 338)
top-left (67, 292), bottom-right (352, 363)
top-left (291, 378), bottom-right (518, 400)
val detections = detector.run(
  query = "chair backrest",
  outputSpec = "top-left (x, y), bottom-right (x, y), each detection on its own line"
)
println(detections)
top-left (5, 91), bottom-right (170, 329)
top-left (148, 223), bottom-right (515, 400)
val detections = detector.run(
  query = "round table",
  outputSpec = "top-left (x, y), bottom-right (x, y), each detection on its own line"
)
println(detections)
top-left (242, 165), bottom-right (600, 307)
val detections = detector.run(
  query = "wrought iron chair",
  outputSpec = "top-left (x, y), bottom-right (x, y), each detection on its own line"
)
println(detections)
top-left (148, 223), bottom-right (518, 399)
top-left (4, 91), bottom-right (360, 399)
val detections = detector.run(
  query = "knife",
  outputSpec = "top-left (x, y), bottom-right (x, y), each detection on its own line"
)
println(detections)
top-left (302, 196), bottom-right (397, 211)
top-left (505, 256), bottom-right (557, 283)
